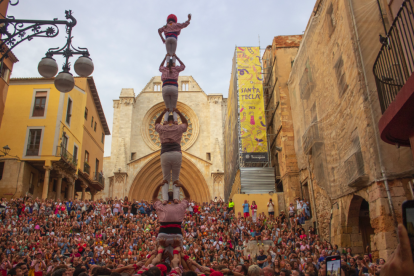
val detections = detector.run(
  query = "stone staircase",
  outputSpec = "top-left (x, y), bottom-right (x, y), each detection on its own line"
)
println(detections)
top-left (302, 219), bottom-right (313, 231)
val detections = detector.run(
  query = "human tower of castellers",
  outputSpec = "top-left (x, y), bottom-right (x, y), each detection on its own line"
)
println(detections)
top-left (147, 12), bottom-right (195, 276)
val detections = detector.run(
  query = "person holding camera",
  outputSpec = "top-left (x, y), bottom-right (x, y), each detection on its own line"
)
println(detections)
top-left (267, 199), bottom-right (275, 218)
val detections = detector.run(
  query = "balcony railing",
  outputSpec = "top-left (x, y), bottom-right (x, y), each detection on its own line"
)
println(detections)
top-left (302, 123), bottom-right (323, 155)
top-left (84, 162), bottom-right (90, 175)
top-left (56, 146), bottom-right (77, 167)
top-left (373, 0), bottom-right (414, 113)
top-left (94, 172), bottom-right (104, 185)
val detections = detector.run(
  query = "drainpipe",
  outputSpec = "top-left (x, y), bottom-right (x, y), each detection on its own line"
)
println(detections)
top-left (306, 155), bottom-right (319, 234)
top-left (347, 0), bottom-right (399, 238)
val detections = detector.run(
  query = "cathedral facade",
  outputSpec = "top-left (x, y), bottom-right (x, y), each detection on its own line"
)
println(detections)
top-left (102, 76), bottom-right (227, 202)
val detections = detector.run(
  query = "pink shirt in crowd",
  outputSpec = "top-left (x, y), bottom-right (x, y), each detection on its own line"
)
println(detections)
top-left (155, 124), bottom-right (187, 144)
top-left (31, 260), bottom-right (45, 272)
top-left (154, 199), bottom-right (189, 222)
top-left (159, 65), bottom-right (185, 81)
top-left (158, 20), bottom-right (190, 36)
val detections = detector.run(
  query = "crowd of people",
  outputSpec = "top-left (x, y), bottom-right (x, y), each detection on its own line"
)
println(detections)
top-left (0, 195), bottom-right (412, 276)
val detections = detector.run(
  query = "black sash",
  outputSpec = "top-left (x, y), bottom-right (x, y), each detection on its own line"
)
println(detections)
top-left (161, 142), bottom-right (181, 155)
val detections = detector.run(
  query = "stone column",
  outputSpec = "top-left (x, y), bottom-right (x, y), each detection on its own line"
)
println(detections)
top-left (42, 166), bottom-right (52, 199)
top-left (55, 175), bottom-right (62, 200)
top-left (67, 181), bottom-right (75, 199)
top-left (81, 184), bottom-right (87, 200)
top-left (72, 181), bottom-right (76, 199)
top-left (90, 189), bottom-right (96, 201)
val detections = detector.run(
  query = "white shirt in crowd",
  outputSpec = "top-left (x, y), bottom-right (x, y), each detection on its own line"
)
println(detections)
top-left (267, 201), bottom-right (274, 212)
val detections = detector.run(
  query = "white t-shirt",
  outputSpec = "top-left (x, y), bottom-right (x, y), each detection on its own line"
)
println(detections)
top-left (296, 200), bottom-right (302, 210)
top-left (267, 202), bottom-right (274, 212)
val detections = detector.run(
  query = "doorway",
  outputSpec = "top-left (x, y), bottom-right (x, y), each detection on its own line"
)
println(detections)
top-left (348, 195), bottom-right (375, 254)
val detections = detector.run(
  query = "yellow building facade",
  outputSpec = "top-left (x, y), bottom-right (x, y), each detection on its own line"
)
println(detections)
top-left (0, 77), bottom-right (110, 200)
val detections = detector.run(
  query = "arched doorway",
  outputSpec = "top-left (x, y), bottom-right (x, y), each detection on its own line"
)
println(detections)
top-left (128, 153), bottom-right (211, 203)
top-left (347, 195), bottom-right (375, 254)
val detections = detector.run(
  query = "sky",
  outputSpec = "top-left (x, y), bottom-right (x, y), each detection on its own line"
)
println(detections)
top-left (8, 0), bottom-right (316, 156)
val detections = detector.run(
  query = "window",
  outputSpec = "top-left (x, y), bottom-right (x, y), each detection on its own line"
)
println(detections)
top-left (62, 133), bottom-right (68, 151)
top-left (131, 152), bottom-right (136, 160)
top-left (94, 122), bottom-right (97, 132)
top-left (181, 81), bottom-right (189, 91)
top-left (26, 129), bottom-right (42, 156)
top-left (154, 83), bottom-right (161, 91)
top-left (1, 64), bottom-right (10, 82)
top-left (66, 98), bottom-right (72, 124)
top-left (73, 145), bottom-right (78, 163)
top-left (85, 151), bottom-right (89, 164)
top-left (32, 91), bottom-right (47, 117)
top-left (84, 107), bottom-right (88, 120)
top-left (101, 133), bottom-right (104, 143)
top-left (84, 151), bottom-right (90, 174)
top-left (29, 172), bottom-right (35, 194)
top-left (95, 158), bottom-right (99, 178)
top-left (206, 153), bottom-right (211, 161)
top-left (334, 56), bottom-right (348, 96)
top-left (299, 59), bottom-right (314, 100)
top-left (0, 162), bottom-right (4, 180)
top-left (91, 116), bottom-right (94, 128)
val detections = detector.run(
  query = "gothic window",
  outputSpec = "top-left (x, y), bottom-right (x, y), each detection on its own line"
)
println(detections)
top-left (154, 83), bottom-right (161, 91)
top-left (181, 81), bottom-right (189, 91)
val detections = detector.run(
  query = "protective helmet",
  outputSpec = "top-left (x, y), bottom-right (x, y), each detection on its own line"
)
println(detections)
top-left (167, 14), bottom-right (177, 23)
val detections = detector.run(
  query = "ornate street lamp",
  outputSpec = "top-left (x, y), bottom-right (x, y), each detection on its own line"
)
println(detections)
top-left (0, 0), bottom-right (19, 6)
top-left (0, 145), bottom-right (20, 159)
top-left (1, 145), bottom-right (10, 155)
top-left (0, 4), bottom-right (94, 93)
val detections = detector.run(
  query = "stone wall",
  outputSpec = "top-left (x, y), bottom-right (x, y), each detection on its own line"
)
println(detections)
top-left (0, 159), bottom-right (45, 199)
top-left (286, 0), bottom-right (414, 259)
top-left (262, 36), bottom-right (303, 212)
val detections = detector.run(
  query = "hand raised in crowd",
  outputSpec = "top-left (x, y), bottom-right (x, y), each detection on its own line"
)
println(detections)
top-left (380, 224), bottom-right (414, 276)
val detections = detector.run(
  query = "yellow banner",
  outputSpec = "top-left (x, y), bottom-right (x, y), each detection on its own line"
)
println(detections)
top-left (236, 47), bottom-right (268, 162)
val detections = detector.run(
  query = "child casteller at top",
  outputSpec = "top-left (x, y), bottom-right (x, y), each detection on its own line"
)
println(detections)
top-left (158, 13), bottom-right (191, 63)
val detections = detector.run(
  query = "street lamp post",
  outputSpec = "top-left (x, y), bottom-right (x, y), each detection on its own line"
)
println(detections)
top-left (0, 0), bottom-right (20, 6)
top-left (0, 5), bottom-right (94, 93)
top-left (0, 145), bottom-right (20, 160)
top-left (0, 145), bottom-right (10, 156)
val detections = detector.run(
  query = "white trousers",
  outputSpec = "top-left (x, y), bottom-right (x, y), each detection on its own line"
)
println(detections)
top-left (162, 182), bottom-right (180, 201)
top-left (165, 37), bottom-right (177, 63)
top-left (163, 85), bottom-right (178, 122)
top-left (161, 151), bottom-right (182, 201)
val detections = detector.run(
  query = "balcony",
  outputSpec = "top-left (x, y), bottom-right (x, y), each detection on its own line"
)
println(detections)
top-left (94, 172), bottom-right (104, 185)
top-left (374, 0), bottom-right (414, 147)
top-left (302, 124), bottom-right (323, 155)
top-left (345, 150), bottom-right (368, 188)
top-left (84, 162), bottom-right (90, 175)
top-left (56, 146), bottom-right (77, 169)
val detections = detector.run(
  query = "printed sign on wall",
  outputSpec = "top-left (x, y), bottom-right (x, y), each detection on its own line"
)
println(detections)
top-left (236, 47), bottom-right (268, 162)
